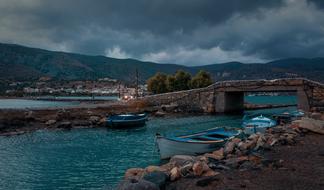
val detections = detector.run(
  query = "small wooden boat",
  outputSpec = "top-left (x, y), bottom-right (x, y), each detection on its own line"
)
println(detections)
top-left (106, 113), bottom-right (148, 128)
top-left (242, 115), bottom-right (277, 135)
top-left (273, 110), bottom-right (305, 124)
top-left (286, 110), bottom-right (304, 119)
top-left (156, 127), bottom-right (241, 159)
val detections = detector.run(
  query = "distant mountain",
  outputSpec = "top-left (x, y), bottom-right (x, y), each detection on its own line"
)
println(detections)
top-left (0, 43), bottom-right (323, 83)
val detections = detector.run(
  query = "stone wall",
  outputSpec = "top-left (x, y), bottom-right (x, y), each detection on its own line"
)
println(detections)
top-left (305, 79), bottom-right (324, 112)
top-left (139, 88), bottom-right (215, 112)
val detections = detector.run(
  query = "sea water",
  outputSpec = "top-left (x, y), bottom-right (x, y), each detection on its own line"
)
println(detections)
top-left (0, 96), bottom-right (297, 189)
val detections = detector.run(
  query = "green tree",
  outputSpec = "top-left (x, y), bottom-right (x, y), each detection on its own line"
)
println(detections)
top-left (166, 75), bottom-right (176, 92)
top-left (147, 72), bottom-right (168, 94)
top-left (190, 70), bottom-right (213, 89)
top-left (173, 70), bottom-right (191, 91)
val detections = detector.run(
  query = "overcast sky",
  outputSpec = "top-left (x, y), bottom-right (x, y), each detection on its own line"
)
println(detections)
top-left (0, 0), bottom-right (323, 65)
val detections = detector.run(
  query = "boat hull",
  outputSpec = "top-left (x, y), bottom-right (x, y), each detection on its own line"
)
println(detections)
top-left (243, 126), bottom-right (268, 135)
top-left (156, 136), bottom-right (225, 159)
top-left (107, 119), bottom-right (147, 128)
top-left (242, 115), bottom-right (277, 135)
top-left (106, 113), bottom-right (148, 128)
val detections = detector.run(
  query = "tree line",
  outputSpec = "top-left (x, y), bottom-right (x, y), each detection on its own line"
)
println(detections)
top-left (147, 70), bottom-right (213, 94)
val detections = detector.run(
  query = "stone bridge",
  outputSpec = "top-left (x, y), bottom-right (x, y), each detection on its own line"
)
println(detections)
top-left (140, 78), bottom-right (324, 113)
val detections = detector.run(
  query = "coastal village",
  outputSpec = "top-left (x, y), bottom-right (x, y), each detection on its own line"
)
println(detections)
top-left (2, 77), bottom-right (147, 100)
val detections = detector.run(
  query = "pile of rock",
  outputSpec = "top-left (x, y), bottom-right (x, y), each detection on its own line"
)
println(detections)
top-left (117, 123), bottom-right (308, 190)
top-left (44, 113), bottom-right (106, 129)
top-left (200, 125), bottom-right (300, 172)
top-left (292, 116), bottom-right (324, 135)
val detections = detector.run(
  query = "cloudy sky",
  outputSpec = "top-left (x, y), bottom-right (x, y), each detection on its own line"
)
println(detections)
top-left (0, 0), bottom-right (323, 65)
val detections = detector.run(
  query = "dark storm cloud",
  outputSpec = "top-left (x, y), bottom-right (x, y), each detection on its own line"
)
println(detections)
top-left (0, 0), bottom-right (323, 65)
top-left (307, 0), bottom-right (324, 8)
top-left (28, 0), bottom-right (284, 33)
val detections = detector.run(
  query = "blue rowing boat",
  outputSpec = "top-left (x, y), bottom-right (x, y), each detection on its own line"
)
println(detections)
top-left (156, 127), bottom-right (241, 159)
top-left (242, 115), bottom-right (277, 135)
top-left (106, 113), bottom-right (148, 128)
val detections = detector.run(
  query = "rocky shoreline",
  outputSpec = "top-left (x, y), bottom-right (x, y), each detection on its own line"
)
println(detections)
top-left (117, 114), bottom-right (324, 190)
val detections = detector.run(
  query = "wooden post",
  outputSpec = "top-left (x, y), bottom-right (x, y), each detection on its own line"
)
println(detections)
top-left (135, 68), bottom-right (139, 99)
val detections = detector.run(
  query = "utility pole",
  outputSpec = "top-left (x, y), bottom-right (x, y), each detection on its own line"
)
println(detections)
top-left (91, 74), bottom-right (95, 101)
top-left (135, 68), bottom-right (139, 99)
top-left (118, 82), bottom-right (121, 99)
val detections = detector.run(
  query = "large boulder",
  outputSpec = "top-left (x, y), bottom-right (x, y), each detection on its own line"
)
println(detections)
top-left (97, 117), bottom-right (107, 126)
top-left (116, 178), bottom-right (159, 190)
top-left (45, 119), bottom-right (56, 126)
top-left (24, 111), bottom-right (35, 121)
top-left (170, 167), bottom-right (180, 181)
top-left (124, 168), bottom-right (145, 180)
top-left (56, 110), bottom-right (72, 121)
top-left (89, 116), bottom-right (101, 124)
top-left (202, 169), bottom-right (220, 177)
top-left (223, 138), bottom-right (241, 155)
top-left (231, 138), bottom-right (242, 144)
top-left (159, 163), bottom-right (174, 172)
top-left (204, 153), bottom-right (222, 161)
top-left (170, 155), bottom-right (195, 167)
top-left (224, 141), bottom-right (236, 155)
top-left (154, 111), bottom-right (166, 117)
top-left (192, 161), bottom-right (204, 176)
top-left (143, 171), bottom-right (168, 190)
top-left (310, 112), bottom-right (322, 120)
top-left (161, 103), bottom-right (179, 112)
top-left (294, 118), bottom-right (324, 135)
top-left (212, 148), bottom-right (224, 160)
top-left (238, 139), bottom-right (257, 151)
top-left (57, 121), bottom-right (72, 129)
top-left (192, 161), bottom-right (210, 176)
top-left (145, 166), bottom-right (162, 173)
top-left (254, 135), bottom-right (266, 150)
top-left (179, 163), bottom-right (193, 177)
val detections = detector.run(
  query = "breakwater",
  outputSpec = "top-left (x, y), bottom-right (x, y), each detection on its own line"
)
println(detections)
top-left (0, 95), bottom-right (297, 135)
top-left (0, 102), bottom-right (136, 136)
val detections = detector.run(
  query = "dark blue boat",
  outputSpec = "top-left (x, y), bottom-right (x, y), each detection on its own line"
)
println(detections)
top-left (106, 113), bottom-right (148, 128)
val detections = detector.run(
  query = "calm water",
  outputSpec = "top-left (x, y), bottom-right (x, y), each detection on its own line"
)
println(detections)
top-left (0, 95), bottom-right (296, 109)
top-left (0, 99), bottom-right (80, 109)
top-left (245, 95), bottom-right (297, 105)
top-left (0, 96), bottom-right (119, 109)
top-left (37, 96), bottom-right (120, 101)
top-left (0, 96), bottom-right (297, 189)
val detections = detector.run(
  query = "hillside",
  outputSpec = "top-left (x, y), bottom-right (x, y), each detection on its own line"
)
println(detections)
top-left (0, 43), bottom-right (323, 83)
